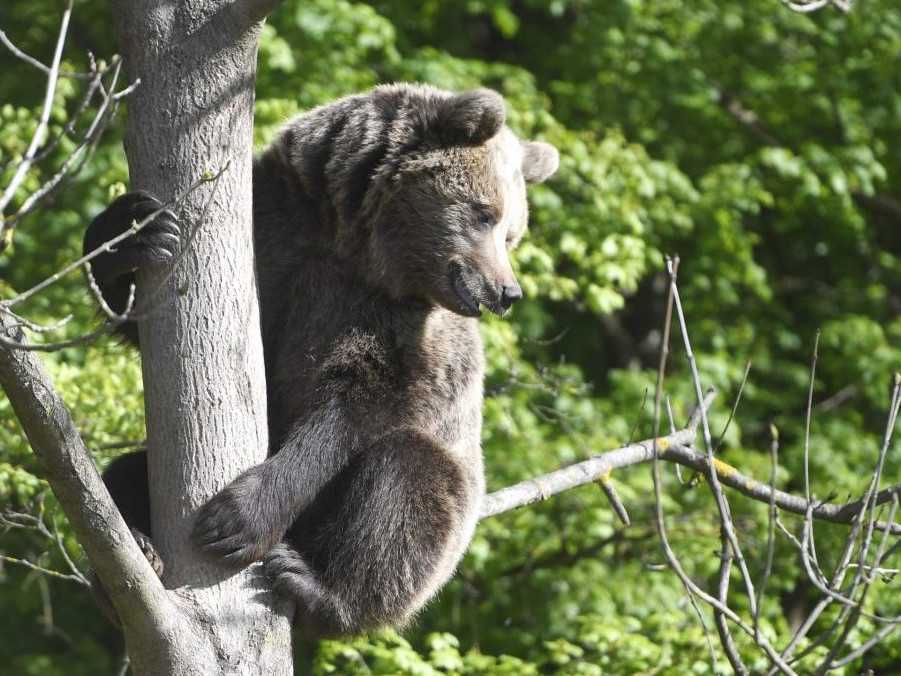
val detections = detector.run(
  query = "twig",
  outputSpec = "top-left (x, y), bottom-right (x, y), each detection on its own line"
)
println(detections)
top-left (803, 332), bottom-right (819, 510)
top-left (1, 164), bottom-right (227, 349)
top-left (0, 553), bottom-right (88, 585)
top-left (480, 397), bottom-right (711, 519)
top-left (628, 386), bottom-right (650, 444)
top-left (769, 376), bottom-right (901, 673)
top-left (0, 277), bottom-right (133, 352)
top-left (0, 322), bottom-right (119, 352)
top-left (0, 163), bottom-right (227, 351)
top-left (29, 54), bottom-right (107, 165)
top-left (7, 61), bottom-right (135, 227)
top-left (665, 396), bottom-right (687, 484)
top-left (84, 261), bottom-right (138, 321)
top-left (0, 312), bottom-right (170, 628)
top-left (649, 258), bottom-right (795, 674)
top-left (12, 74), bottom-right (143, 226)
top-left (715, 526), bottom-right (749, 675)
top-left (0, 25), bottom-right (92, 80)
top-left (669, 258), bottom-right (759, 617)
top-left (814, 378), bottom-right (901, 673)
top-left (783, 0), bottom-right (852, 13)
top-left (827, 514), bottom-right (901, 667)
top-left (829, 619), bottom-right (901, 669)
top-left (714, 360), bottom-right (752, 455)
top-left (126, 161), bottom-right (231, 323)
top-left (755, 425), bottom-right (779, 639)
top-left (0, 307), bottom-right (72, 334)
top-left (0, 507), bottom-right (89, 585)
top-left (0, 0), bottom-right (73, 238)
top-left (814, 384), bottom-right (857, 413)
top-left (596, 472), bottom-right (631, 527)
top-left (650, 256), bottom-right (723, 674)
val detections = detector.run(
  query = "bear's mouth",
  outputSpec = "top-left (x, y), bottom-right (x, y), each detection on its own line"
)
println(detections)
top-left (450, 266), bottom-right (482, 317)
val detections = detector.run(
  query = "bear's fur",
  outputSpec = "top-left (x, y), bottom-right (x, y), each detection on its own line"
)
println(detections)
top-left (86, 83), bottom-right (558, 635)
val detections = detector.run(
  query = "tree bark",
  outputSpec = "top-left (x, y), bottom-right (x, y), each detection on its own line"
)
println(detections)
top-left (109, 1), bottom-right (291, 673)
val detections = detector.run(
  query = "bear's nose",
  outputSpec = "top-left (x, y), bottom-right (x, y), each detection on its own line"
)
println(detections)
top-left (500, 283), bottom-right (523, 310)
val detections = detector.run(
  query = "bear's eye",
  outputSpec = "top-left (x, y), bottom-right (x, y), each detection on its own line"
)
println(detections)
top-left (473, 204), bottom-right (496, 229)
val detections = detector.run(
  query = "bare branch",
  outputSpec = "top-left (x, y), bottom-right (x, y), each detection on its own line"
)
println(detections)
top-left (714, 360), bottom-right (752, 454)
top-left (479, 399), bottom-right (710, 519)
top-left (803, 332), bottom-right (820, 508)
top-left (6, 62), bottom-right (130, 227)
top-left (651, 257), bottom-right (729, 671)
top-left (1, 505), bottom-right (90, 586)
top-left (0, 10), bottom-right (142, 247)
top-left (0, 313), bottom-right (170, 629)
top-left (0, 0), bottom-right (73, 241)
top-left (0, 553), bottom-right (87, 585)
top-left (0, 308), bottom-right (73, 334)
top-left (755, 426), bottom-right (779, 638)
top-left (645, 257), bottom-right (796, 674)
top-left (0, 25), bottom-right (92, 79)
top-left (27, 57), bottom-right (107, 167)
top-left (715, 527), bottom-right (749, 675)
top-left (783, 0), bottom-right (852, 13)
top-left (0, 316), bottom-right (124, 353)
top-left (482, 256), bottom-right (898, 673)
top-left (481, 411), bottom-right (901, 535)
top-left (596, 472), bottom-right (631, 526)
top-left (84, 261), bottom-right (137, 321)
top-left (0, 164), bottom-right (227, 352)
top-left (669, 258), bottom-right (759, 616)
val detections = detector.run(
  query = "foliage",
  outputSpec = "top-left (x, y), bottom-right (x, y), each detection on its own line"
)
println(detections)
top-left (1, 0), bottom-right (899, 673)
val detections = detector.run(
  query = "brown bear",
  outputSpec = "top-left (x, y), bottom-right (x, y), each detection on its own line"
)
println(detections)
top-left (84, 83), bottom-right (558, 635)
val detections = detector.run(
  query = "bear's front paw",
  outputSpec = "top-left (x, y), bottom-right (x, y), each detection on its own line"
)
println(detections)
top-left (192, 475), bottom-right (279, 566)
top-left (85, 191), bottom-right (181, 278)
top-left (114, 192), bottom-right (181, 266)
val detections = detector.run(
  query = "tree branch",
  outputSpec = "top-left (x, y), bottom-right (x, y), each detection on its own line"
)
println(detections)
top-left (480, 398), bottom-right (901, 535)
top-left (0, 0), bottom-right (72, 245)
top-left (0, 313), bottom-right (170, 633)
top-left (783, 0), bottom-right (852, 13)
top-left (480, 391), bottom-right (713, 519)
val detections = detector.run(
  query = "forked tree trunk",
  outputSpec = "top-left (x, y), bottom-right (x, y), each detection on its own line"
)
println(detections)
top-left (110, 1), bottom-right (292, 672)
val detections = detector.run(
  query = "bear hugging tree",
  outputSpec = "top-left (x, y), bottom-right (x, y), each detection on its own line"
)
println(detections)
top-left (84, 83), bottom-right (558, 636)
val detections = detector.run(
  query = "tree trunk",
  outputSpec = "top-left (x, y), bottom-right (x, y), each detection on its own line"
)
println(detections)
top-left (110, 1), bottom-right (292, 673)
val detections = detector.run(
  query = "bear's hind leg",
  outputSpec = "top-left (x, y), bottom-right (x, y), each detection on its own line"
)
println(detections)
top-left (265, 429), bottom-right (471, 636)
top-left (263, 544), bottom-right (350, 636)
top-left (102, 450), bottom-right (152, 538)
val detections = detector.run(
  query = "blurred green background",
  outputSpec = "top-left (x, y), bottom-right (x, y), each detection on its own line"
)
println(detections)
top-left (1, 0), bottom-right (900, 673)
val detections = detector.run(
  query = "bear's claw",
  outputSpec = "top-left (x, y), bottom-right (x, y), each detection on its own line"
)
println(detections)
top-left (131, 527), bottom-right (164, 577)
top-left (192, 477), bottom-right (277, 566)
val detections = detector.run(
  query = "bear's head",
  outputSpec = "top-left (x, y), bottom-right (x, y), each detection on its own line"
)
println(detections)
top-left (363, 87), bottom-right (559, 318)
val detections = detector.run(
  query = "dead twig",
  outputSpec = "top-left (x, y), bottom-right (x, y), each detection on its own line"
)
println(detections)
top-left (0, 0), bottom-right (74, 240)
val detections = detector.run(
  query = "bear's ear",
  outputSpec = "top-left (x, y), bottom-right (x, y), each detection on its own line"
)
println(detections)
top-left (521, 141), bottom-right (559, 184)
top-left (436, 89), bottom-right (506, 146)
